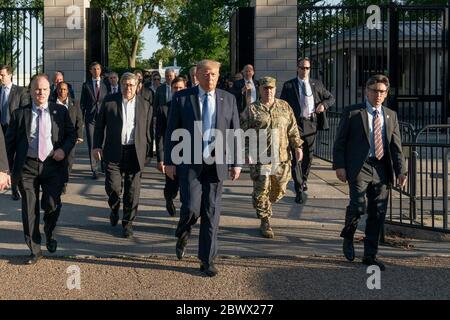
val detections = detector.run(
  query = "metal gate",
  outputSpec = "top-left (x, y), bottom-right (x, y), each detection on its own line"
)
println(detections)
top-left (0, 7), bottom-right (43, 87)
top-left (298, 4), bottom-right (450, 127)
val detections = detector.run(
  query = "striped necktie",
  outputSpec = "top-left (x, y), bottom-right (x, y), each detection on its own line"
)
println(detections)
top-left (373, 109), bottom-right (384, 160)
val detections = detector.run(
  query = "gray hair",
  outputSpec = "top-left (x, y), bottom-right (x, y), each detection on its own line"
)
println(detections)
top-left (197, 59), bottom-right (221, 71)
top-left (120, 72), bottom-right (137, 85)
top-left (165, 68), bottom-right (176, 75)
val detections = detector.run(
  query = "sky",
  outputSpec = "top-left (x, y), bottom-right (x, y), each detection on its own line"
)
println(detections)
top-left (142, 26), bottom-right (163, 59)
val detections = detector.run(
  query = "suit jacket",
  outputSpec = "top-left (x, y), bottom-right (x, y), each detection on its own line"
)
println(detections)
top-left (58, 98), bottom-right (83, 140)
top-left (232, 78), bottom-right (260, 114)
top-left (280, 78), bottom-right (335, 131)
top-left (164, 86), bottom-right (240, 181)
top-left (5, 102), bottom-right (77, 182)
top-left (155, 100), bottom-right (171, 162)
top-left (80, 79), bottom-right (108, 123)
top-left (0, 85), bottom-right (29, 125)
top-left (153, 83), bottom-right (170, 112)
top-left (0, 128), bottom-right (8, 171)
top-left (93, 93), bottom-right (153, 171)
top-left (332, 103), bottom-right (407, 186)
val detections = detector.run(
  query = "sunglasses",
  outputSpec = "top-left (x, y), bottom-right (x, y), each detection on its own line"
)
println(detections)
top-left (153, 78), bottom-right (161, 81)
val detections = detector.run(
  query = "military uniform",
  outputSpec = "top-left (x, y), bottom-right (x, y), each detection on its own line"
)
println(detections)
top-left (241, 78), bottom-right (302, 238)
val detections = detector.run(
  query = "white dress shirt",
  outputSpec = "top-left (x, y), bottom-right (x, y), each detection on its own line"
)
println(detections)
top-left (244, 79), bottom-right (257, 104)
top-left (298, 77), bottom-right (315, 118)
top-left (121, 96), bottom-right (136, 145)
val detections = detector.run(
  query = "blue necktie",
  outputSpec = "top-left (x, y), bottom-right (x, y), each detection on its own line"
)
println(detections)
top-left (202, 93), bottom-right (211, 150)
top-left (1, 87), bottom-right (8, 125)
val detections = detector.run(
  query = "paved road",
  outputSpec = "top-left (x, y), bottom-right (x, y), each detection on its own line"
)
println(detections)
top-left (0, 148), bottom-right (448, 299)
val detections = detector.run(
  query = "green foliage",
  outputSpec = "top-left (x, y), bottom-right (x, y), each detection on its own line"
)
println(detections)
top-left (90, 0), bottom-right (166, 68)
top-left (157, 0), bottom-right (249, 73)
top-left (138, 46), bottom-right (176, 69)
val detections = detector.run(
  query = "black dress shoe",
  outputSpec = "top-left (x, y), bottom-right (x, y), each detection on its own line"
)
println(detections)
top-left (26, 253), bottom-right (43, 265)
top-left (295, 192), bottom-right (304, 204)
top-left (110, 209), bottom-right (119, 227)
top-left (362, 255), bottom-right (386, 271)
top-left (123, 225), bottom-right (134, 238)
top-left (200, 262), bottom-right (219, 277)
top-left (92, 172), bottom-right (98, 180)
top-left (62, 184), bottom-right (67, 195)
top-left (166, 199), bottom-right (176, 217)
top-left (302, 182), bottom-right (308, 191)
top-left (343, 238), bottom-right (355, 261)
top-left (11, 188), bottom-right (21, 201)
top-left (46, 238), bottom-right (58, 253)
top-left (176, 232), bottom-right (189, 260)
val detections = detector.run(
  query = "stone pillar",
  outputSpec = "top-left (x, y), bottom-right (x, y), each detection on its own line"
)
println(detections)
top-left (43, 0), bottom-right (90, 97)
top-left (253, 0), bottom-right (297, 94)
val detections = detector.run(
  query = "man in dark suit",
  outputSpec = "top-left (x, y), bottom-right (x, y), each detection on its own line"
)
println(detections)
top-left (280, 57), bottom-right (335, 203)
top-left (187, 66), bottom-right (198, 88)
top-left (6, 74), bottom-right (76, 264)
top-left (80, 61), bottom-right (108, 179)
top-left (0, 129), bottom-right (11, 190)
top-left (154, 68), bottom-right (176, 114)
top-left (0, 64), bottom-right (30, 200)
top-left (155, 76), bottom-right (187, 217)
top-left (232, 64), bottom-right (259, 114)
top-left (55, 82), bottom-right (84, 194)
top-left (49, 71), bottom-right (75, 102)
top-left (164, 60), bottom-right (241, 277)
top-left (92, 72), bottom-right (153, 238)
top-left (333, 74), bottom-right (407, 271)
top-left (107, 71), bottom-right (120, 95)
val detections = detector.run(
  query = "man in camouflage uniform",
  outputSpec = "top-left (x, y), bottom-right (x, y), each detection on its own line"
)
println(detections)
top-left (241, 76), bottom-right (303, 238)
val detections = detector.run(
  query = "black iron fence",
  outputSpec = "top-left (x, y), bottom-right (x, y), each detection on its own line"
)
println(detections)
top-left (0, 7), bottom-right (43, 87)
top-left (316, 112), bottom-right (450, 233)
top-left (298, 3), bottom-right (450, 127)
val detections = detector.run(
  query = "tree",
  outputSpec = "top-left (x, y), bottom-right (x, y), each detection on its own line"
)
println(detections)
top-left (146, 46), bottom-right (175, 69)
top-left (157, 0), bottom-right (249, 73)
top-left (90, 0), bottom-right (170, 68)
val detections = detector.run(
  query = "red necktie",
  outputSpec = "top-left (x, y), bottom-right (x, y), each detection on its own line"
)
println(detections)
top-left (374, 110), bottom-right (384, 160)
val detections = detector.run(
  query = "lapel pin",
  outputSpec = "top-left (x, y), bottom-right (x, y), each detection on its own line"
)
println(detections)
top-left (387, 115), bottom-right (390, 119)
top-left (53, 110), bottom-right (57, 114)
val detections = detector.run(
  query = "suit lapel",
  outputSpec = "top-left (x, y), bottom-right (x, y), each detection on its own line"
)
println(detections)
top-left (190, 86), bottom-right (201, 121)
top-left (25, 106), bottom-right (32, 142)
top-left (8, 85), bottom-right (16, 110)
top-left (116, 94), bottom-right (123, 123)
top-left (383, 106), bottom-right (393, 143)
top-left (88, 80), bottom-right (96, 101)
top-left (215, 90), bottom-right (224, 131)
top-left (360, 107), bottom-right (370, 145)
top-left (49, 103), bottom-right (57, 142)
top-left (293, 78), bottom-right (302, 110)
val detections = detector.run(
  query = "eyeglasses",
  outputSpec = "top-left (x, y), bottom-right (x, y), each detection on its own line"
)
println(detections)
top-left (298, 66), bottom-right (310, 70)
top-left (367, 88), bottom-right (388, 95)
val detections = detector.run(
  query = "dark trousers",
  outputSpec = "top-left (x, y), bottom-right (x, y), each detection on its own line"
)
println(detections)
top-left (340, 158), bottom-right (389, 257)
top-left (292, 118), bottom-right (317, 193)
top-left (176, 164), bottom-right (223, 265)
top-left (164, 174), bottom-right (179, 201)
top-left (18, 157), bottom-right (65, 255)
top-left (105, 145), bottom-right (142, 228)
top-left (85, 121), bottom-right (104, 173)
top-left (2, 124), bottom-right (19, 195)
